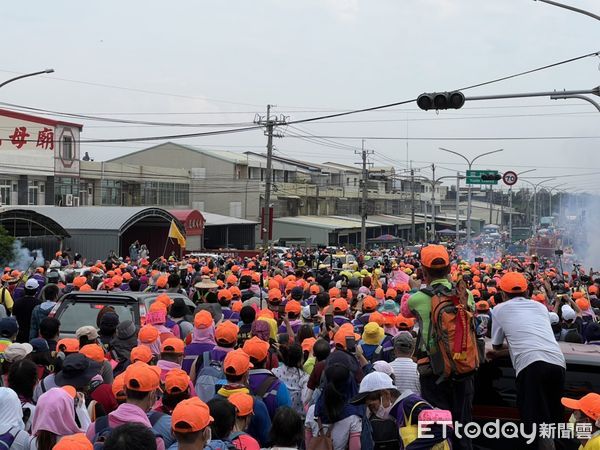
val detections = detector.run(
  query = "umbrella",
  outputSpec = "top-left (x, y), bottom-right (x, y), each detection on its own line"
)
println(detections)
top-left (436, 229), bottom-right (456, 235)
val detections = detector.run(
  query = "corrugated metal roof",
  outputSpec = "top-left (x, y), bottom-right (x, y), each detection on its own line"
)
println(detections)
top-left (201, 212), bottom-right (258, 226)
top-left (0, 206), bottom-right (176, 232)
top-left (273, 215), bottom-right (381, 231)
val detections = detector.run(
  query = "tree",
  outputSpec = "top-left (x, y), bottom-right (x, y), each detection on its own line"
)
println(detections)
top-left (0, 225), bottom-right (15, 265)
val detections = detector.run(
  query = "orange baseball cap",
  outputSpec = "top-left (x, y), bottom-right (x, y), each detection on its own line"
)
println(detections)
top-left (499, 272), bottom-right (527, 294)
top-left (165, 368), bottom-right (190, 394)
top-left (149, 301), bottom-right (167, 313)
top-left (161, 338), bottom-right (185, 354)
top-left (231, 265), bottom-right (240, 273)
top-left (218, 289), bottom-right (233, 301)
top-left (369, 311), bottom-right (385, 326)
top-left (130, 345), bottom-right (153, 363)
top-left (309, 284), bottom-right (321, 295)
top-left (268, 279), bottom-right (279, 290)
top-left (285, 300), bottom-right (302, 315)
top-left (329, 287), bottom-right (341, 298)
top-left (301, 337), bottom-right (317, 353)
top-left (395, 314), bottom-right (415, 329)
top-left (172, 397), bottom-right (214, 433)
top-left (52, 433), bottom-right (93, 450)
top-left (226, 275), bottom-right (238, 285)
top-left (420, 245), bottom-right (450, 269)
top-left (374, 288), bottom-right (385, 300)
top-left (79, 344), bottom-right (105, 363)
top-left (56, 338), bottom-right (80, 353)
top-left (112, 373), bottom-right (126, 398)
top-left (258, 309), bottom-right (274, 319)
top-left (476, 300), bottom-right (490, 312)
top-left (228, 392), bottom-right (254, 417)
top-left (194, 310), bottom-right (213, 329)
top-left (112, 276), bottom-right (123, 286)
top-left (242, 336), bottom-right (270, 362)
top-left (362, 296), bottom-right (378, 312)
top-left (576, 298), bottom-right (591, 311)
top-left (156, 293), bottom-right (174, 307)
top-left (73, 276), bottom-right (87, 288)
top-left (122, 272), bottom-right (132, 281)
top-left (156, 276), bottom-right (169, 289)
top-left (124, 361), bottom-right (161, 392)
top-left (589, 285), bottom-right (599, 295)
top-left (268, 289), bottom-right (282, 302)
top-left (385, 288), bottom-right (397, 299)
top-left (561, 393), bottom-right (600, 421)
top-left (333, 324), bottom-right (360, 350)
top-left (138, 325), bottom-right (160, 344)
top-left (79, 284), bottom-right (93, 292)
top-left (229, 286), bottom-right (241, 298)
top-left (223, 348), bottom-right (253, 376)
top-left (231, 301), bottom-right (243, 313)
top-left (215, 320), bottom-right (239, 345)
top-left (333, 298), bottom-right (349, 312)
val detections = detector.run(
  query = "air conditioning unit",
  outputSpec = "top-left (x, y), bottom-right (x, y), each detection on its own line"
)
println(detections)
top-left (72, 196), bottom-right (80, 207)
top-left (65, 194), bottom-right (73, 206)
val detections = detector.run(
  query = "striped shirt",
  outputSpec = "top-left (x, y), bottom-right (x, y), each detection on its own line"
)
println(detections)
top-left (389, 357), bottom-right (421, 394)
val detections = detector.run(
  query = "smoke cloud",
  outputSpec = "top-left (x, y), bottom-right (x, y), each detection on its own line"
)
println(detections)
top-left (8, 240), bottom-right (44, 271)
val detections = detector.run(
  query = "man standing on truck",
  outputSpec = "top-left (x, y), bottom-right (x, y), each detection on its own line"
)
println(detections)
top-left (488, 271), bottom-right (566, 449)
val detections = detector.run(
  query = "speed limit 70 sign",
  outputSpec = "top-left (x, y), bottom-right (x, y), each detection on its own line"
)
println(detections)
top-left (502, 171), bottom-right (518, 186)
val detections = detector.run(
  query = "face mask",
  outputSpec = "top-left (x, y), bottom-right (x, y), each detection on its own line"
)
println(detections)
top-left (375, 395), bottom-right (393, 419)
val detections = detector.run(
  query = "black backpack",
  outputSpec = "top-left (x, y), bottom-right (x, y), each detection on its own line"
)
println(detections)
top-left (369, 416), bottom-right (401, 450)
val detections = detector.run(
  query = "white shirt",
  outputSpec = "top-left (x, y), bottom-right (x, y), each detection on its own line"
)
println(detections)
top-left (491, 297), bottom-right (565, 376)
top-left (305, 405), bottom-right (362, 450)
top-left (389, 357), bottom-right (421, 394)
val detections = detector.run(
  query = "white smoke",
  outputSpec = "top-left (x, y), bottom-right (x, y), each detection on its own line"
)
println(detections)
top-left (562, 193), bottom-right (600, 271)
top-left (8, 240), bottom-right (44, 271)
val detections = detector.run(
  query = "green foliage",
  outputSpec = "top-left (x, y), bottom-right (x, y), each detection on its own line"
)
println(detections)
top-left (0, 225), bottom-right (15, 265)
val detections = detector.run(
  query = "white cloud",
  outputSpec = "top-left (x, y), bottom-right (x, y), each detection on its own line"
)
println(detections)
top-left (324, 0), bottom-right (359, 22)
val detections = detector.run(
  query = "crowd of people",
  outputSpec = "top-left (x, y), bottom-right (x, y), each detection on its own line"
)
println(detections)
top-left (0, 244), bottom-right (599, 450)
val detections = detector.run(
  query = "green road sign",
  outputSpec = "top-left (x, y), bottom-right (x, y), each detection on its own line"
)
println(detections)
top-left (466, 170), bottom-right (500, 185)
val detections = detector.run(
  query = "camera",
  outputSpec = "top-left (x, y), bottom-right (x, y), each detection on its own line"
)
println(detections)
top-left (554, 249), bottom-right (563, 256)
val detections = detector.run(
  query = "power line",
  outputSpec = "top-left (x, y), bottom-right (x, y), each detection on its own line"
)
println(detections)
top-left (0, 69), bottom-right (265, 108)
top-left (283, 134), bottom-right (600, 141)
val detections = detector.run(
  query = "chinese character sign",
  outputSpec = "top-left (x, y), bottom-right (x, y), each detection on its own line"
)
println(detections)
top-left (9, 126), bottom-right (30, 149)
top-left (36, 127), bottom-right (54, 150)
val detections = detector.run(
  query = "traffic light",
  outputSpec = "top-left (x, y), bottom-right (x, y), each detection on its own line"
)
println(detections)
top-left (481, 173), bottom-right (502, 181)
top-left (417, 91), bottom-right (465, 111)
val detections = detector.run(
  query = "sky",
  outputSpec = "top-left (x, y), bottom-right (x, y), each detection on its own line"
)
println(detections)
top-left (2, 0), bottom-right (600, 193)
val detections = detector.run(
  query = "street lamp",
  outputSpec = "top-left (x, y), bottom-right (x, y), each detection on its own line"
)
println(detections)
top-left (520, 178), bottom-right (556, 231)
top-left (508, 169), bottom-right (536, 242)
top-left (0, 69), bottom-right (54, 89)
top-left (542, 183), bottom-right (567, 218)
top-left (439, 148), bottom-right (504, 242)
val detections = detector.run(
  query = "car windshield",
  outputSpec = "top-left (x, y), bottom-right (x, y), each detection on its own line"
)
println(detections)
top-left (57, 300), bottom-right (137, 334)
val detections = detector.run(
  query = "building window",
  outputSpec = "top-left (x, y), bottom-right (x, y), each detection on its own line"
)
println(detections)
top-left (62, 136), bottom-right (73, 160)
top-left (142, 181), bottom-right (159, 205)
top-left (54, 177), bottom-right (79, 205)
top-left (174, 183), bottom-right (189, 206)
top-left (346, 177), bottom-right (350, 186)
top-left (0, 179), bottom-right (11, 205)
top-left (28, 180), bottom-right (39, 205)
top-left (101, 179), bottom-right (121, 205)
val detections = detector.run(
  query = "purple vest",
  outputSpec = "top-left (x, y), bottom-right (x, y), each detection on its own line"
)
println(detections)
top-left (182, 342), bottom-right (215, 374)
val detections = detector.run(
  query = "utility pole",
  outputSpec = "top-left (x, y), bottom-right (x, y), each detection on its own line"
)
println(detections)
top-left (455, 172), bottom-right (460, 242)
top-left (410, 164), bottom-right (416, 243)
top-left (355, 140), bottom-right (373, 251)
top-left (430, 164), bottom-right (436, 242)
top-left (255, 105), bottom-right (287, 251)
top-left (489, 185), bottom-right (493, 224)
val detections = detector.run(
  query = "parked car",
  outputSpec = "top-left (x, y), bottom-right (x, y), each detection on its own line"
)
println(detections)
top-left (49, 291), bottom-right (196, 338)
top-left (472, 339), bottom-right (600, 449)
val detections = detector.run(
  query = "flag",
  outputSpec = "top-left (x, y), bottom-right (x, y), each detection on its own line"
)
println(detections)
top-left (168, 220), bottom-right (186, 248)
